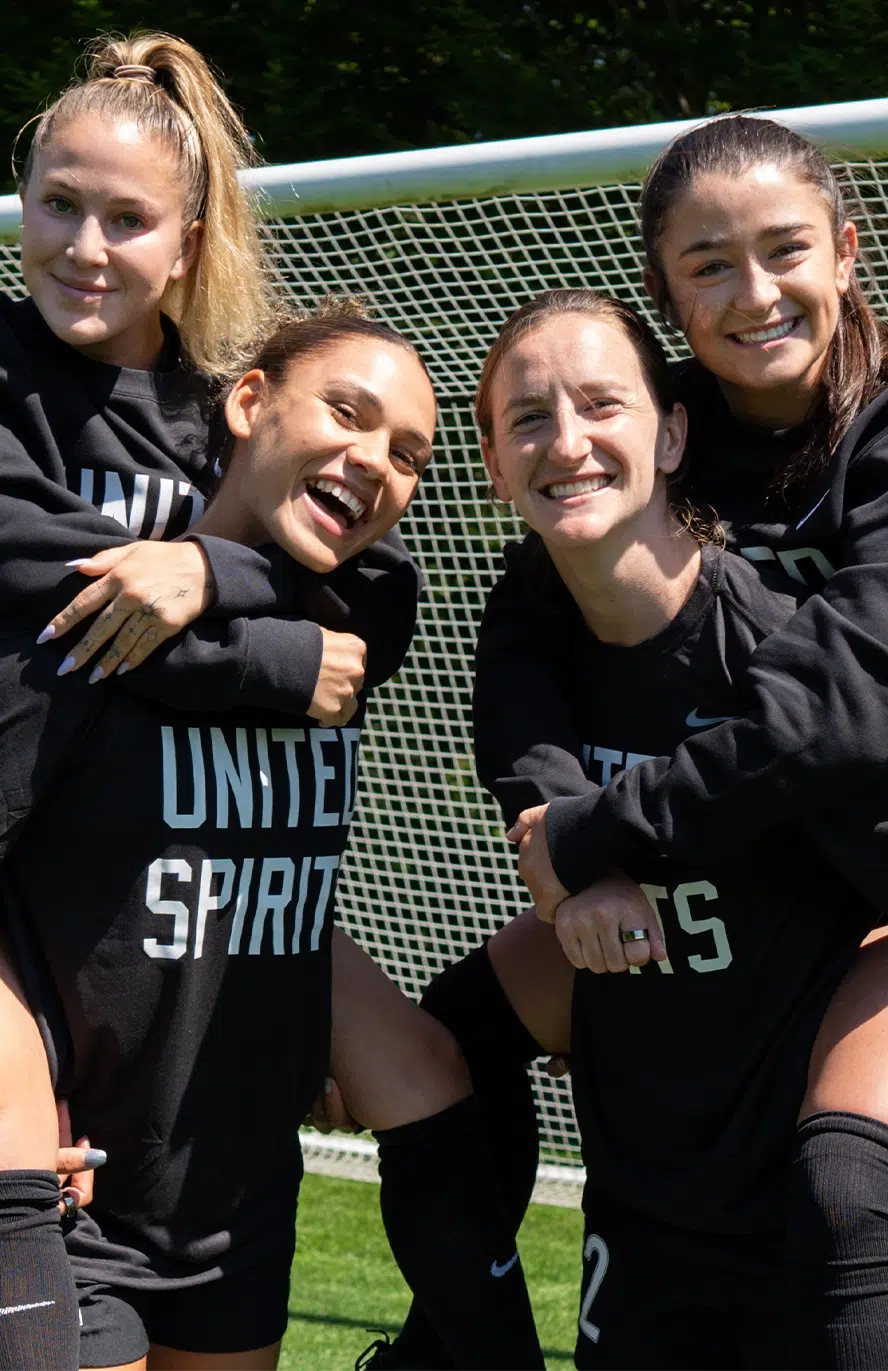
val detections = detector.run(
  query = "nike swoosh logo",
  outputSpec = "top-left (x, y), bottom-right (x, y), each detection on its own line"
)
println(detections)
top-left (685, 708), bottom-right (736, 728)
top-left (796, 490), bottom-right (828, 529)
top-left (491, 1253), bottom-right (519, 1278)
top-left (0, 1301), bottom-right (55, 1317)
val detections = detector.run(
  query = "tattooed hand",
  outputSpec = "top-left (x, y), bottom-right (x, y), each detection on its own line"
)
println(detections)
top-left (38, 540), bottom-right (216, 680)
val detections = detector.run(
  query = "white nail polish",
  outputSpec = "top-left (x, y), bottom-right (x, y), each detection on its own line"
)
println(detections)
top-left (117, 662), bottom-right (130, 676)
top-left (36, 625), bottom-right (55, 645)
top-left (88, 666), bottom-right (103, 685)
top-left (56, 656), bottom-right (76, 677)
top-left (65, 559), bottom-right (90, 568)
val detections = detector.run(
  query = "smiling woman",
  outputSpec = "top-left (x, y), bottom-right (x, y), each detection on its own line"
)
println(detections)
top-left (655, 167), bottom-right (856, 425)
top-left (0, 30), bottom-right (439, 1371)
top-left (20, 114), bottom-right (202, 371)
top-left (465, 113), bottom-right (888, 1371)
top-left (0, 298), bottom-right (549, 1371)
top-left (477, 292), bottom-right (686, 569)
top-left (378, 282), bottom-right (888, 1370)
top-left (207, 316), bottom-right (435, 571)
top-left (15, 31), bottom-right (272, 376)
top-left (0, 302), bottom-right (442, 1371)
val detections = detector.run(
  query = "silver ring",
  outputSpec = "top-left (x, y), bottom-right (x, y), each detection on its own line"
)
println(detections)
top-left (620, 928), bottom-right (649, 944)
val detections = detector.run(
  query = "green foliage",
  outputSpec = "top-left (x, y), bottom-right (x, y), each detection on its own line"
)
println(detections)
top-left (3, 1), bottom-right (888, 191)
top-left (282, 1172), bottom-right (581, 1368)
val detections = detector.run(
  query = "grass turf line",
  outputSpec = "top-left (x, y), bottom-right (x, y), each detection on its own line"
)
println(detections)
top-left (281, 1173), bottom-right (582, 1369)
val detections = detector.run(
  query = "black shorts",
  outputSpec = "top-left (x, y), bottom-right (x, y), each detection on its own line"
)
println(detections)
top-left (574, 1189), bottom-right (788, 1370)
top-left (77, 1240), bottom-right (295, 1368)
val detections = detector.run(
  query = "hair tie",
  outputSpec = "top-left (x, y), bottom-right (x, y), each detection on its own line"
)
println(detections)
top-left (112, 64), bottom-right (158, 83)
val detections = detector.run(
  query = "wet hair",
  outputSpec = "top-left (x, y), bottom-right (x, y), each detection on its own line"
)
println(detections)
top-left (17, 31), bottom-right (275, 377)
top-left (640, 114), bottom-right (888, 494)
top-left (475, 288), bottom-right (719, 544)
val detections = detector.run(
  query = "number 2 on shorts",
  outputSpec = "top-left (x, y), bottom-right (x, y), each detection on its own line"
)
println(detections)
top-left (578, 1233), bottom-right (610, 1344)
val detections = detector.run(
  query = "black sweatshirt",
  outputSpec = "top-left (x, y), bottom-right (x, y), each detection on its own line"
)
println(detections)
top-left (0, 294), bottom-right (420, 712)
top-left (0, 624), bottom-right (365, 1286)
top-left (564, 544), bottom-right (877, 1235)
top-left (473, 357), bottom-right (888, 892)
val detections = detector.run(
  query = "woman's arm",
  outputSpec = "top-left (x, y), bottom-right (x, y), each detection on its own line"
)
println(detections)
top-left (473, 536), bottom-right (592, 827)
top-left (0, 418), bottom-right (301, 622)
top-left (0, 423), bottom-right (420, 711)
top-left (539, 435), bottom-right (888, 896)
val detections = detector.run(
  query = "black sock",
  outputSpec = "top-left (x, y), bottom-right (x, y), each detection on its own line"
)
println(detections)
top-left (0, 1170), bottom-right (79, 1371)
top-left (421, 945), bottom-right (543, 1229)
top-left (388, 946), bottom-right (544, 1369)
top-left (375, 1096), bottom-right (544, 1371)
top-left (788, 1111), bottom-right (888, 1369)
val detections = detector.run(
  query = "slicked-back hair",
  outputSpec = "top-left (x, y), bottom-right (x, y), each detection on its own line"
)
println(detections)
top-left (640, 114), bottom-right (888, 494)
top-left (476, 288), bottom-right (720, 544)
top-left (19, 31), bottom-right (276, 378)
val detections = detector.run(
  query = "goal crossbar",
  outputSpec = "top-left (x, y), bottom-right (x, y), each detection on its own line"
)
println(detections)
top-left (4, 98), bottom-right (888, 1206)
top-left (2, 96), bottom-right (888, 237)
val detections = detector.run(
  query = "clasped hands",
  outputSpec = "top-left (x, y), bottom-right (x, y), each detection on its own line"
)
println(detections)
top-left (507, 803), bottom-right (668, 974)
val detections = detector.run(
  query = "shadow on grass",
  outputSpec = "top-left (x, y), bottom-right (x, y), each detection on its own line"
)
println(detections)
top-left (287, 1309), bottom-right (574, 1362)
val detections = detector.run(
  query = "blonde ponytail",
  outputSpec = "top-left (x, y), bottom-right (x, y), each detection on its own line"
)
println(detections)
top-left (19, 31), bottom-right (277, 377)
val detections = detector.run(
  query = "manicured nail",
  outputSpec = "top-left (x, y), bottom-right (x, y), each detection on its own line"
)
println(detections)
top-left (83, 1149), bottom-right (107, 1169)
top-left (36, 625), bottom-right (55, 645)
top-left (65, 559), bottom-right (90, 568)
top-left (324, 1077), bottom-right (333, 1095)
top-left (88, 666), bottom-right (103, 685)
top-left (56, 656), bottom-right (76, 677)
top-left (117, 662), bottom-right (130, 676)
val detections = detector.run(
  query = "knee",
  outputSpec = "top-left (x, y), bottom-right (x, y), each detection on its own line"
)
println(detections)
top-left (419, 951), bottom-right (477, 1030)
top-left (790, 1112), bottom-right (888, 1254)
top-left (360, 1011), bottom-right (472, 1133)
top-left (420, 944), bottom-right (503, 1046)
top-left (421, 944), bottom-right (542, 1077)
top-left (413, 1012), bottom-right (473, 1105)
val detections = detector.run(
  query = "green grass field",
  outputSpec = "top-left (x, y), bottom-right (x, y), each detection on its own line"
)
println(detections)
top-left (281, 1174), bottom-right (582, 1369)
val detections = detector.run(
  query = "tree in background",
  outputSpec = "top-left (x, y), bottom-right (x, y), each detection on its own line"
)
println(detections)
top-left (3, 0), bottom-right (887, 188)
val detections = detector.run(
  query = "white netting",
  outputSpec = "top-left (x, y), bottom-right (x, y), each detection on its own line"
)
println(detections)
top-left (5, 159), bottom-right (888, 1206)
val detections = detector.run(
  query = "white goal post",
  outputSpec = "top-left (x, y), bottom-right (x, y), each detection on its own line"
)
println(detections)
top-left (2, 99), bottom-right (888, 1206)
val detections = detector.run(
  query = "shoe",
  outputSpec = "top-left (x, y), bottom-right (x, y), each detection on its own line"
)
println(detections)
top-left (354, 1330), bottom-right (445, 1370)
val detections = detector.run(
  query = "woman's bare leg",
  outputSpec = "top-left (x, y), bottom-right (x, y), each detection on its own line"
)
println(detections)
top-left (486, 908), bottom-right (574, 1055)
top-left (148, 1344), bottom-right (279, 1370)
top-left (330, 928), bottom-right (471, 1130)
top-left (0, 942), bottom-right (58, 1168)
top-left (0, 941), bottom-right (82, 1370)
top-left (800, 927), bottom-right (888, 1122)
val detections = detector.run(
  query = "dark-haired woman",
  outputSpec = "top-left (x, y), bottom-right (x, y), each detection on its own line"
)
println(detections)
top-left (412, 115), bottom-right (888, 1371)
top-left (0, 306), bottom-right (544, 1371)
top-left (0, 35), bottom-right (543, 1371)
top-left (0, 35), bottom-right (420, 1371)
top-left (468, 285), bottom-right (888, 1369)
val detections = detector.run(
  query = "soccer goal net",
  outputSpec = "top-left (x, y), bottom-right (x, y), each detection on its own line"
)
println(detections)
top-left (3, 99), bottom-right (888, 1206)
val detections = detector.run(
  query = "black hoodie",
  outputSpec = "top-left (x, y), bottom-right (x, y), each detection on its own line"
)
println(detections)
top-left (0, 294), bottom-right (421, 714)
top-left (473, 357), bottom-right (888, 899)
